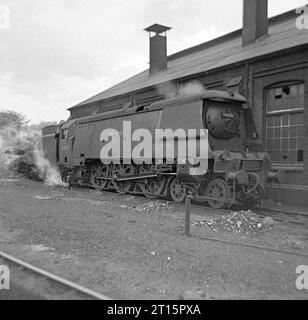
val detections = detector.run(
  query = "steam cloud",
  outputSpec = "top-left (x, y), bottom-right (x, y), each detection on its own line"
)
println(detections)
top-left (179, 80), bottom-right (206, 96)
top-left (156, 80), bottom-right (206, 99)
top-left (0, 125), bottom-right (67, 187)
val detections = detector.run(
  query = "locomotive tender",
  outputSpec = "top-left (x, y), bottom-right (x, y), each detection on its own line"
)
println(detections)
top-left (42, 90), bottom-right (275, 209)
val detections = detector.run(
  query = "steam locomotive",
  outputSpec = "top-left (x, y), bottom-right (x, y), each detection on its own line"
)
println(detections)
top-left (42, 90), bottom-right (276, 209)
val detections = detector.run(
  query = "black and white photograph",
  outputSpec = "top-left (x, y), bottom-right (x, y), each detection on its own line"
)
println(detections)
top-left (0, 0), bottom-right (308, 309)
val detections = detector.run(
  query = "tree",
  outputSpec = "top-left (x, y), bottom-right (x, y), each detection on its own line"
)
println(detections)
top-left (0, 110), bottom-right (28, 129)
top-left (29, 121), bottom-right (58, 131)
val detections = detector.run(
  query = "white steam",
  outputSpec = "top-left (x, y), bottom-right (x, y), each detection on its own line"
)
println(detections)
top-left (179, 80), bottom-right (206, 96)
top-left (33, 142), bottom-right (68, 187)
top-left (156, 80), bottom-right (206, 99)
top-left (0, 125), bottom-right (67, 187)
top-left (156, 82), bottom-right (178, 99)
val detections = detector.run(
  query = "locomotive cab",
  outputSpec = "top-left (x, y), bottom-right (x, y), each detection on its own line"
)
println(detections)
top-left (58, 120), bottom-right (77, 165)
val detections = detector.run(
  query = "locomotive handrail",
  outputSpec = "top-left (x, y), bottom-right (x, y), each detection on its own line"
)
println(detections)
top-left (115, 173), bottom-right (158, 182)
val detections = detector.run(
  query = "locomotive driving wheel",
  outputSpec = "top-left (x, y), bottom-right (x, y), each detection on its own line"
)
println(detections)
top-left (144, 175), bottom-right (167, 199)
top-left (152, 175), bottom-right (168, 197)
top-left (140, 180), bottom-right (156, 199)
top-left (168, 177), bottom-right (186, 203)
top-left (138, 165), bottom-right (158, 199)
top-left (90, 162), bottom-right (109, 190)
top-left (205, 179), bottom-right (230, 209)
top-left (114, 164), bottom-right (135, 195)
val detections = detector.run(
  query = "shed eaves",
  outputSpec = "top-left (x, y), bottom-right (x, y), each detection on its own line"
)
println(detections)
top-left (70, 11), bottom-right (308, 110)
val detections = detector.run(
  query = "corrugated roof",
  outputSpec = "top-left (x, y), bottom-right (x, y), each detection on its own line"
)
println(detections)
top-left (70, 10), bottom-right (308, 110)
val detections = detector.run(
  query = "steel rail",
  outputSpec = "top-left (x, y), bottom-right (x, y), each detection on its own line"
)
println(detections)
top-left (91, 179), bottom-right (306, 225)
top-left (92, 183), bottom-right (308, 226)
top-left (195, 235), bottom-right (308, 258)
top-left (0, 251), bottom-right (112, 300)
top-left (258, 206), bottom-right (308, 218)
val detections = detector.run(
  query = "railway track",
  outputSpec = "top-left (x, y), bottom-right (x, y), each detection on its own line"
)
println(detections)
top-left (121, 190), bottom-right (308, 228)
top-left (0, 251), bottom-right (112, 300)
top-left (192, 201), bottom-right (308, 227)
top-left (88, 183), bottom-right (308, 228)
top-left (255, 206), bottom-right (308, 228)
top-left (77, 169), bottom-right (308, 227)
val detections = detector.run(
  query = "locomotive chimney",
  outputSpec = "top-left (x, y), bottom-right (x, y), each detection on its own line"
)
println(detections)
top-left (242, 0), bottom-right (268, 46)
top-left (144, 24), bottom-right (171, 75)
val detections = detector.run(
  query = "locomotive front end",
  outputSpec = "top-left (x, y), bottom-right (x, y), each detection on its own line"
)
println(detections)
top-left (201, 92), bottom-right (273, 208)
top-left (177, 91), bottom-right (275, 209)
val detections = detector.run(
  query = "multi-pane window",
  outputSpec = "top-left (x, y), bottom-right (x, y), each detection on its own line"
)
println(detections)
top-left (265, 83), bottom-right (304, 165)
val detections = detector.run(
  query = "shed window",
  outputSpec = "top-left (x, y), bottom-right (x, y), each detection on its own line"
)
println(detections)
top-left (265, 83), bottom-right (304, 165)
top-left (226, 76), bottom-right (242, 94)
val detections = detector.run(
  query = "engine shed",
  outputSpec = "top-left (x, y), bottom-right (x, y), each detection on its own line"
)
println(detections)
top-left (67, 0), bottom-right (308, 207)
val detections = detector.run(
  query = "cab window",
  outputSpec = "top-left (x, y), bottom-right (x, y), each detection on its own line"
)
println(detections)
top-left (61, 129), bottom-right (68, 139)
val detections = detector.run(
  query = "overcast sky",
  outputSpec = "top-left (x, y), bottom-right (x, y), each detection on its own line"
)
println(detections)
top-left (0, 0), bottom-right (307, 123)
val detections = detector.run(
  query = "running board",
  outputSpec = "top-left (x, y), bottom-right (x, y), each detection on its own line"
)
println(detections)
top-left (95, 172), bottom-right (176, 182)
top-left (95, 173), bottom-right (158, 182)
top-left (116, 173), bottom-right (158, 182)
